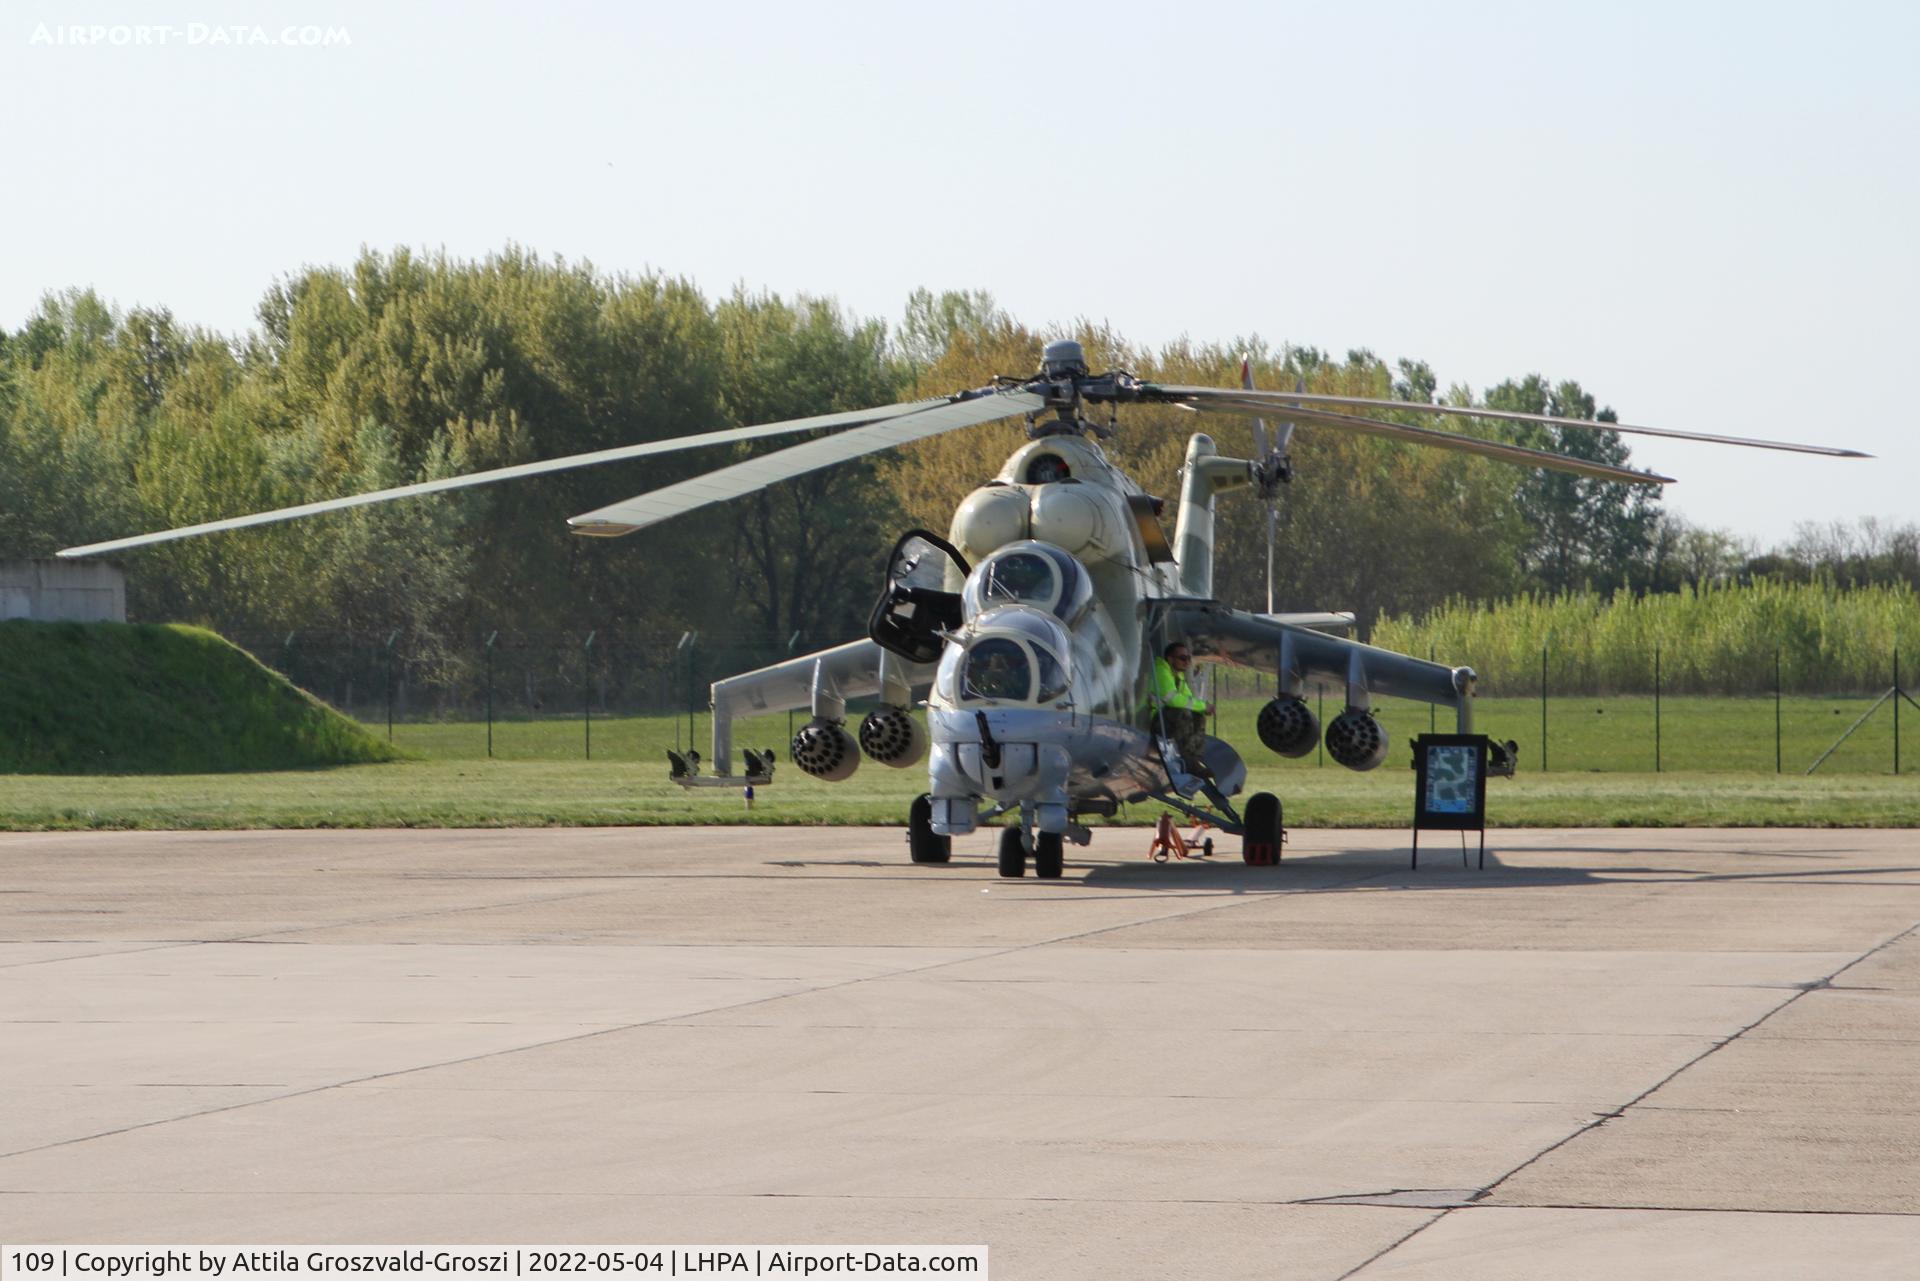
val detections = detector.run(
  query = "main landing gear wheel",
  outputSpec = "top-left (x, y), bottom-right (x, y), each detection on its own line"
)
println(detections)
top-left (997, 825), bottom-right (1026, 878)
top-left (907, 794), bottom-right (951, 865)
top-left (1242, 792), bottom-right (1284, 867)
top-left (1033, 830), bottom-right (1064, 879)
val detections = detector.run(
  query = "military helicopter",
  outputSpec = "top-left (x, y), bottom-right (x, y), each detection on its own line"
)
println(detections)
top-left (61, 339), bottom-right (1866, 877)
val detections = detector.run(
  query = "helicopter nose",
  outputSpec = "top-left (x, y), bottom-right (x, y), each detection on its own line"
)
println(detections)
top-left (926, 708), bottom-right (1074, 837)
top-left (944, 712), bottom-right (1071, 800)
top-left (953, 740), bottom-right (1030, 792)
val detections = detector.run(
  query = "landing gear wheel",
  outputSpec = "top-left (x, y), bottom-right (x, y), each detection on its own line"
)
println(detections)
top-left (996, 825), bottom-right (1026, 878)
top-left (1033, 831), bottom-right (1064, 879)
top-left (1242, 792), bottom-right (1284, 867)
top-left (907, 794), bottom-right (951, 865)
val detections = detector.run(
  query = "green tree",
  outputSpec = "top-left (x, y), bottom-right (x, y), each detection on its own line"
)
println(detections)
top-left (1, 258), bottom-right (1712, 691)
top-left (710, 290), bottom-right (907, 648)
top-left (897, 287), bottom-right (1006, 375)
top-left (1484, 375), bottom-right (1659, 593)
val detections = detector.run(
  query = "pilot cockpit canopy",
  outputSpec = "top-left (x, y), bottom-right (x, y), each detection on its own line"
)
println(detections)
top-left (940, 611), bottom-right (1073, 706)
top-left (961, 541), bottom-right (1093, 625)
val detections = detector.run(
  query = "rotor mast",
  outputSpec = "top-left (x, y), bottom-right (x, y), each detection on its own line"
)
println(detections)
top-left (1026, 340), bottom-right (1108, 439)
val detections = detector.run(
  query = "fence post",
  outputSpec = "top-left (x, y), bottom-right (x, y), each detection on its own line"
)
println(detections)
top-left (583, 631), bottom-right (597, 760)
top-left (1429, 643), bottom-right (1436, 733)
top-left (1896, 648), bottom-right (1902, 776)
top-left (485, 632), bottom-right (498, 759)
top-left (384, 630), bottom-right (399, 742)
top-left (1775, 649), bottom-right (1782, 774)
top-left (281, 631), bottom-right (296, 689)
top-left (1654, 645), bottom-right (1662, 774)
top-left (1540, 643), bottom-right (1549, 773)
top-left (1317, 688), bottom-right (1324, 767)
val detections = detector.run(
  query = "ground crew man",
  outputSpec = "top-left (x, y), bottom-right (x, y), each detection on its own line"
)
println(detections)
top-left (1153, 641), bottom-right (1212, 784)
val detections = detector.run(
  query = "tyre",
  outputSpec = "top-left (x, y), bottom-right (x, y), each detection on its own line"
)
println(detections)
top-left (997, 825), bottom-right (1026, 878)
top-left (907, 794), bottom-right (951, 864)
top-left (1033, 830), bottom-right (1064, 879)
top-left (1242, 792), bottom-right (1284, 867)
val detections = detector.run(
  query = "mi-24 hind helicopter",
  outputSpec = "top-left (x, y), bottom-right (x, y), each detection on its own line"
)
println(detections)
top-left (60, 339), bottom-right (1868, 878)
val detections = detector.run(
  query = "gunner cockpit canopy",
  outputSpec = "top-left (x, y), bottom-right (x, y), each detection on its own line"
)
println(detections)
top-left (961, 540), bottom-right (1092, 625)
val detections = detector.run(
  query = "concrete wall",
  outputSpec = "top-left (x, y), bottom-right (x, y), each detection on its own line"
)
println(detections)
top-left (0, 559), bottom-right (127, 623)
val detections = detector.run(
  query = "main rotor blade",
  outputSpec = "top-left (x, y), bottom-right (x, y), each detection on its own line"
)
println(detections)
top-left (56, 398), bottom-right (944, 559)
top-left (1187, 397), bottom-right (1676, 485)
top-left (1149, 384), bottom-right (1870, 459)
top-left (569, 389), bottom-right (1047, 536)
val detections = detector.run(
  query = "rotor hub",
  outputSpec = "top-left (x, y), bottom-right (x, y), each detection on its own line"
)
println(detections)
top-left (1040, 340), bottom-right (1088, 379)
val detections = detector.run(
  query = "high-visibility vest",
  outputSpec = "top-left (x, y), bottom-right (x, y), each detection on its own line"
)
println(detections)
top-left (1152, 657), bottom-right (1205, 712)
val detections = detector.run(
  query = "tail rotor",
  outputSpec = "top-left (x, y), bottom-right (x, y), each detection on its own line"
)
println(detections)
top-left (1241, 355), bottom-right (1296, 614)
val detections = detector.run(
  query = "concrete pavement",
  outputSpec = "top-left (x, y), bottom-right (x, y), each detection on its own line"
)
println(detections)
top-left (2, 826), bottom-right (1917, 1277)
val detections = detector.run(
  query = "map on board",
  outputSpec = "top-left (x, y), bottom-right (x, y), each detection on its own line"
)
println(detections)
top-left (1423, 744), bottom-right (1480, 814)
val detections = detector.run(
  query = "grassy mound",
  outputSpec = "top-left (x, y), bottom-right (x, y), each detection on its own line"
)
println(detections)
top-left (0, 620), bottom-right (401, 773)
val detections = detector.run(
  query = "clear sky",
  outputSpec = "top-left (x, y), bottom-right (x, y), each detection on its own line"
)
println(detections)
top-left (6, 0), bottom-right (1914, 546)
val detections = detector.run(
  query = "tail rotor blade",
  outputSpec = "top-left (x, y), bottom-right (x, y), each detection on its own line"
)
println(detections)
top-left (1275, 377), bottom-right (1302, 455)
top-left (1241, 354), bottom-right (1270, 458)
top-left (1240, 358), bottom-right (1289, 613)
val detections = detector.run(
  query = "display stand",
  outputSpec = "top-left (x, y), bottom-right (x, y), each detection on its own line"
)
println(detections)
top-left (1411, 734), bottom-right (1491, 870)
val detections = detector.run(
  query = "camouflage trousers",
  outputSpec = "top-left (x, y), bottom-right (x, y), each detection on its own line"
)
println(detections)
top-left (1161, 707), bottom-right (1211, 777)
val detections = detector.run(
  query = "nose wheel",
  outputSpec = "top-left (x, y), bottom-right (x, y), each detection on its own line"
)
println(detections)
top-left (997, 826), bottom-right (1025, 877)
top-left (997, 826), bottom-right (1064, 879)
top-left (1033, 831), bottom-right (1064, 879)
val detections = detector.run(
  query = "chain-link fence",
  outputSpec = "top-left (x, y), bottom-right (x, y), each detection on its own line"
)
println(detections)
top-left (1205, 645), bottom-right (1913, 776)
top-left (234, 632), bottom-right (1915, 775)
top-left (231, 631), bottom-right (806, 724)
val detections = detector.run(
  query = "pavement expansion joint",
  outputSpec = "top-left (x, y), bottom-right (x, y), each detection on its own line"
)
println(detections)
top-left (0, 939), bottom-right (208, 970)
top-left (1302, 1188), bottom-right (1488, 1209)
top-left (1335, 918), bottom-right (1920, 1276)
top-left (1332, 1218), bottom-right (1450, 1281)
top-left (1481, 918), bottom-right (1920, 1195)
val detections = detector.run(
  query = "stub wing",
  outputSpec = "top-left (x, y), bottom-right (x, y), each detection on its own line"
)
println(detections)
top-left (705, 638), bottom-right (938, 779)
top-left (1256, 610), bottom-right (1356, 634)
top-left (1165, 603), bottom-right (1474, 721)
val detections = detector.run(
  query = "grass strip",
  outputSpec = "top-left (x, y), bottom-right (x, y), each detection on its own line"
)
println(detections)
top-left (3, 760), bottom-right (1912, 831)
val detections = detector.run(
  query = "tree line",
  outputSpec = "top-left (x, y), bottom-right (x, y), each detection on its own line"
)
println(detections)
top-left (2, 247), bottom-right (1911, 670)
